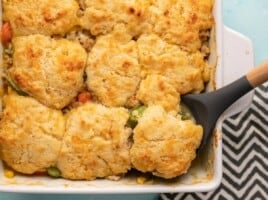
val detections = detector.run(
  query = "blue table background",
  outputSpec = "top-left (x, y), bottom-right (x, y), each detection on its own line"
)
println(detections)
top-left (1, 0), bottom-right (267, 199)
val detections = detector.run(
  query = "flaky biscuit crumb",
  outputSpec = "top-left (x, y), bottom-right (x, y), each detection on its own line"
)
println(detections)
top-left (0, 94), bottom-right (65, 174)
top-left (57, 102), bottom-right (131, 180)
top-left (3, 0), bottom-right (79, 36)
top-left (130, 105), bottom-right (203, 178)
top-left (9, 34), bottom-right (87, 109)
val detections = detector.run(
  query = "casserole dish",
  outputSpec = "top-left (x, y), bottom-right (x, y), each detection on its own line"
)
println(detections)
top-left (0, 0), bottom-right (254, 193)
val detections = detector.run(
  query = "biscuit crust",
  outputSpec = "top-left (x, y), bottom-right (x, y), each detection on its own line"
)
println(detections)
top-left (3, 0), bottom-right (79, 36)
top-left (79, 0), bottom-right (151, 36)
top-left (148, 0), bottom-right (214, 51)
top-left (137, 34), bottom-right (210, 94)
top-left (0, 94), bottom-right (65, 174)
top-left (57, 103), bottom-right (131, 180)
top-left (86, 28), bottom-right (141, 107)
top-left (137, 74), bottom-right (180, 115)
top-left (0, 0), bottom-right (213, 180)
top-left (130, 105), bottom-right (203, 178)
top-left (9, 34), bottom-right (87, 109)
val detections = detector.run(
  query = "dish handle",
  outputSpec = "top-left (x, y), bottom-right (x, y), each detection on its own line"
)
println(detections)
top-left (213, 27), bottom-right (254, 185)
top-left (221, 26), bottom-right (255, 117)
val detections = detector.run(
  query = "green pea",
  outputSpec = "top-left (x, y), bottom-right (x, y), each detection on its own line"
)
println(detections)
top-left (47, 167), bottom-right (61, 178)
top-left (179, 103), bottom-right (193, 121)
top-left (127, 105), bottom-right (147, 128)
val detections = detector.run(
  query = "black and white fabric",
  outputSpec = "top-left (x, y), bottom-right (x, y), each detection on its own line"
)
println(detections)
top-left (161, 83), bottom-right (268, 200)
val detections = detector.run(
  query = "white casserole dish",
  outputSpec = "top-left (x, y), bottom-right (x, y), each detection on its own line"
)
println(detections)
top-left (0, 0), bottom-right (255, 193)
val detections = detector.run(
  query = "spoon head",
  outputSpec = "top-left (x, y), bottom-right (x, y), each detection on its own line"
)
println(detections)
top-left (181, 93), bottom-right (220, 150)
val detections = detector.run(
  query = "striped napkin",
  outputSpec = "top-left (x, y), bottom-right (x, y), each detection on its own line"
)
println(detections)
top-left (161, 83), bottom-right (268, 200)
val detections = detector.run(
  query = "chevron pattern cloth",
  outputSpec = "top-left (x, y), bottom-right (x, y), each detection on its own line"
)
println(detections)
top-left (161, 83), bottom-right (268, 200)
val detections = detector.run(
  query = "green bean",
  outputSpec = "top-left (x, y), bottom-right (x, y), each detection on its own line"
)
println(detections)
top-left (47, 167), bottom-right (61, 178)
top-left (5, 75), bottom-right (28, 96)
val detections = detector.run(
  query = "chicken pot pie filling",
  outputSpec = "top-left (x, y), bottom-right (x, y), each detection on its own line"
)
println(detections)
top-left (0, 0), bottom-right (214, 180)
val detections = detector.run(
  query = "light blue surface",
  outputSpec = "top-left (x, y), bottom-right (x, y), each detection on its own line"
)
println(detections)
top-left (223, 0), bottom-right (268, 64)
top-left (1, 1), bottom-right (267, 200)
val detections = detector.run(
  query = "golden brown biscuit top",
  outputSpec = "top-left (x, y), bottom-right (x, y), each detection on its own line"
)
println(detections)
top-left (0, 94), bottom-right (65, 174)
top-left (86, 27), bottom-right (141, 107)
top-left (57, 102), bottom-right (131, 180)
top-left (130, 105), bottom-right (203, 178)
top-left (137, 74), bottom-right (180, 115)
top-left (137, 34), bottom-right (210, 94)
top-left (78, 0), bottom-right (213, 52)
top-left (3, 0), bottom-right (79, 36)
top-left (0, 93), bottom-right (65, 140)
top-left (1, 0), bottom-right (214, 179)
top-left (148, 0), bottom-right (214, 51)
top-left (9, 34), bottom-right (87, 109)
top-left (79, 0), bottom-right (152, 36)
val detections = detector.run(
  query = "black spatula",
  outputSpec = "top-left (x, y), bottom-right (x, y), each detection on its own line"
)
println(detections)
top-left (182, 61), bottom-right (268, 150)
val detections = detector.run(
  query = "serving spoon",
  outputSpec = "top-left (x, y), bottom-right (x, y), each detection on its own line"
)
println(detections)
top-left (182, 61), bottom-right (268, 150)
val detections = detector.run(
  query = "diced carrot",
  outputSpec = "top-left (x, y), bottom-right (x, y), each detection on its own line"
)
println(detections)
top-left (1, 22), bottom-right (12, 45)
top-left (33, 171), bottom-right (47, 176)
top-left (78, 92), bottom-right (92, 103)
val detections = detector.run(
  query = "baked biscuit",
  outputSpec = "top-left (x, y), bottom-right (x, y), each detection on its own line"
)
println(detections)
top-left (148, 0), bottom-right (213, 51)
top-left (86, 28), bottom-right (141, 107)
top-left (0, 94), bottom-right (65, 174)
top-left (137, 74), bottom-right (180, 115)
top-left (130, 105), bottom-right (203, 178)
top-left (9, 34), bottom-right (87, 109)
top-left (0, 0), bottom-right (214, 180)
top-left (137, 34), bottom-right (210, 94)
top-left (57, 103), bottom-right (131, 180)
top-left (3, 0), bottom-right (79, 36)
top-left (79, 0), bottom-right (151, 36)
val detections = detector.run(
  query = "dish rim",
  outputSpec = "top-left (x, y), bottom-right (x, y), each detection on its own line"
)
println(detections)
top-left (0, 0), bottom-right (224, 193)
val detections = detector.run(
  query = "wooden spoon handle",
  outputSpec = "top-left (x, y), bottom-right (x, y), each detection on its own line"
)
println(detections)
top-left (246, 61), bottom-right (268, 88)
